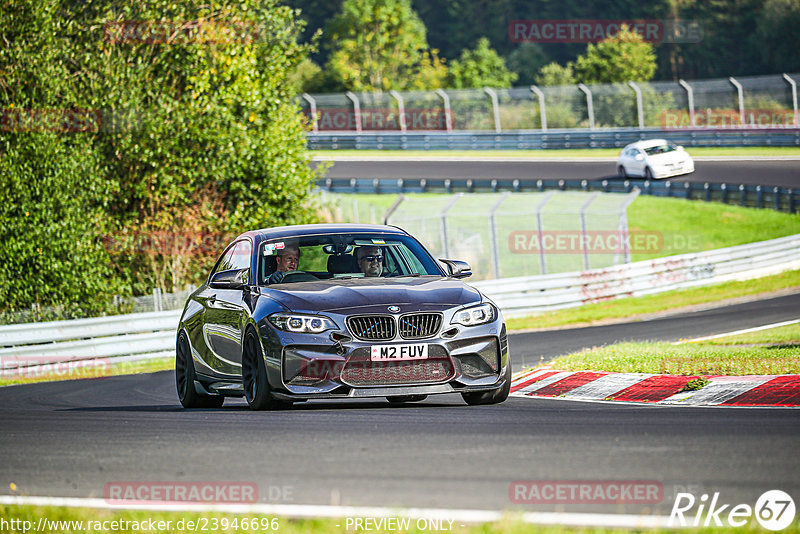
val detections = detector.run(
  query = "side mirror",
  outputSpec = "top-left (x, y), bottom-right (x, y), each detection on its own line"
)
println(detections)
top-left (439, 259), bottom-right (472, 279)
top-left (210, 268), bottom-right (249, 289)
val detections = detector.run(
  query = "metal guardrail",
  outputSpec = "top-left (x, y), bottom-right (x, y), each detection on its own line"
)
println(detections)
top-left (471, 233), bottom-right (800, 317)
top-left (2, 235), bottom-right (798, 369)
top-left (319, 178), bottom-right (798, 213)
top-left (307, 128), bottom-right (800, 150)
top-left (0, 310), bottom-right (180, 369)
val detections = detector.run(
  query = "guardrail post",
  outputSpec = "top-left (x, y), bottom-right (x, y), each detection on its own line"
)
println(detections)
top-left (783, 74), bottom-right (799, 127)
top-left (618, 188), bottom-right (640, 264)
top-left (491, 179), bottom-right (498, 192)
top-left (301, 93), bottom-right (318, 132)
top-left (489, 192), bottom-right (511, 279)
top-left (389, 90), bottom-right (407, 132)
top-left (729, 77), bottom-right (745, 126)
top-left (578, 83), bottom-right (595, 130)
top-left (580, 192), bottom-right (600, 270)
top-left (345, 91), bottom-right (361, 133)
top-left (383, 194), bottom-right (405, 224)
top-left (440, 193), bottom-right (463, 259)
top-left (435, 89), bottom-right (453, 132)
top-left (679, 79), bottom-right (696, 127)
top-left (684, 181), bottom-right (691, 199)
top-left (628, 81), bottom-right (644, 128)
top-left (484, 87), bottom-right (502, 133)
top-left (774, 187), bottom-right (781, 211)
top-left (721, 183), bottom-right (728, 204)
top-left (756, 185), bottom-right (763, 208)
top-left (513, 179), bottom-right (520, 192)
top-left (740, 184), bottom-right (747, 206)
top-left (530, 85), bottom-right (547, 131)
top-left (704, 182), bottom-right (710, 202)
top-left (665, 181), bottom-right (672, 197)
top-left (789, 189), bottom-right (795, 213)
top-left (444, 178), bottom-right (452, 193)
top-left (153, 288), bottom-right (162, 312)
top-left (535, 191), bottom-right (555, 275)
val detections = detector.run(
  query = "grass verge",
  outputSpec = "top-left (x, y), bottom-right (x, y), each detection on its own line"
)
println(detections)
top-left (506, 269), bottom-right (800, 331)
top-left (546, 319), bottom-right (800, 376)
top-left (311, 147), bottom-right (800, 158)
top-left (0, 358), bottom-right (173, 387)
top-left (2, 504), bottom-right (796, 533)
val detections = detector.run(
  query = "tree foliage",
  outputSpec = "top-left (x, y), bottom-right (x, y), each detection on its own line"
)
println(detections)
top-left (0, 0), bottom-right (324, 313)
top-left (446, 38), bottom-right (518, 89)
top-left (534, 62), bottom-right (576, 87)
top-left (573, 25), bottom-right (657, 84)
top-left (325, 0), bottom-right (446, 91)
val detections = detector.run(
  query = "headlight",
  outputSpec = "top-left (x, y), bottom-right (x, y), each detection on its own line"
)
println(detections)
top-left (268, 313), bottom-right (338, 334)
top-left (451, 303), bottom-right (496, 327)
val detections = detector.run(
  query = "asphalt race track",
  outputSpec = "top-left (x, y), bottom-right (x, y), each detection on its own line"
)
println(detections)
top-left (316, 158), bottom-right (800, 188)
top-left (2, 293), bottom-right (799, 516)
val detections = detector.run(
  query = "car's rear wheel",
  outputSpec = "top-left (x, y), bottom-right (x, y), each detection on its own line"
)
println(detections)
top-left (176, 332), bottom-right (224, 409)
top-left (461, 364), bottom-right (512, 406)
top-left (386, 395), bottom-right (427, 404)
top-left (242, 328), bottom-right (290, 411)
top-left (644, 167), bottom-right (654, 179)
top-left (617, 165), bottom-right (627, 178)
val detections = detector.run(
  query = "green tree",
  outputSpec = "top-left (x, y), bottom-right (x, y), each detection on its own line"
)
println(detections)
top-left (325, 0), bottom-right (446, 91)
top-left (0, 0), bottom-right (324, 311)
top-left (446, 37), bottom-right (518, 89)
top-left (534, 62), bottom-right (576, 87)
top-left (573, 25), bottom-right (656, 83)
top-left (507, 43), bottom-right (550, 85)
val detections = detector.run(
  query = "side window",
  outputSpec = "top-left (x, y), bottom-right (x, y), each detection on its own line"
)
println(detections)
top-left (210, 240), bottom-right (251, 279)
top-left (229, 240), bottom-right (252, 271)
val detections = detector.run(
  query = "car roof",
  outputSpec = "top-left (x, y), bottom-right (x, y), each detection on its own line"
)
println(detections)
top-left (626, 139), bottom-right (669, 149)
top-left (238, 223), bottom-right (410, 242)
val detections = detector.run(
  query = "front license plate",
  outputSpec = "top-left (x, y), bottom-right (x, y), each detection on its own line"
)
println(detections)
top-left (370, 343), bottom-right (429, 361)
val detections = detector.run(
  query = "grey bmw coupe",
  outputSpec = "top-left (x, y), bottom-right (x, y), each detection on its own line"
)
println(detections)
top-left (176, 224), bottom-right (511, 410)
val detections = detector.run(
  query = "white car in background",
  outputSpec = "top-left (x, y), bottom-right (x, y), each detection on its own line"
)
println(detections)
top-left (617, 139), bottom-right (695, 179)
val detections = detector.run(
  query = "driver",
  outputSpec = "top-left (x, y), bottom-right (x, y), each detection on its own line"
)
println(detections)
top-left (356, 246), bottom-right (383, 277)
top-left (267, 245), bottom-right (300, 284)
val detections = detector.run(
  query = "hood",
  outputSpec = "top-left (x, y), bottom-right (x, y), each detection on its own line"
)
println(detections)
top-left (259, 276), bottom-right (482, 313)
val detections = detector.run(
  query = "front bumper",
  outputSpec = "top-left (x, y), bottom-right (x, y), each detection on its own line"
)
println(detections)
top-left (260, 318), bottom-right (510, 400)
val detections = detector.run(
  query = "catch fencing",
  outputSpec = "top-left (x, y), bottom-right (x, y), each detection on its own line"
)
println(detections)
top-left (472, 233), bottom-right (800, 317)
top-left (2, 234), bottom-right (798, 369)
top-left (325, 190), bottom-right (640, 280)
top-left (301, 73), bottom-right (800, 133)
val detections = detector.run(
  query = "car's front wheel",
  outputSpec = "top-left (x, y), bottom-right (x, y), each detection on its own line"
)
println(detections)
top-left (242, 328), bottom-right (290, 411)
top-left (461, 364), bottom-right (512, 406)
top-left (644, 167), bottom-right (654, 179)
top-left (176, 332), bottom-right (224, 409)
top-left (617, 165), bottom-right (627, 178)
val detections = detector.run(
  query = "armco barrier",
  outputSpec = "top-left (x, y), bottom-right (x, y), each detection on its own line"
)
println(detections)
top-left (1, 234), bottom-right (798, 367)
top-left (0, 310), bottom-right (181, 370)
top-left (320, 178), bottom-right (798, 213)
top-left (472, 233), bottom-right (800, 317)
top-left (307, 128), bottom-right (800, 150)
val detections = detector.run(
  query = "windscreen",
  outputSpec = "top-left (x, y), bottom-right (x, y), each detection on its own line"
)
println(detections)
top-left (258, 233), bottom-right (444, 285)
top-left (643, 143), bottom-right (677, 156)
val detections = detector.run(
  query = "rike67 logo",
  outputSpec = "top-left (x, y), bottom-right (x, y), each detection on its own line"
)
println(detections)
top-left (670, 490), bottom-right (796, 530)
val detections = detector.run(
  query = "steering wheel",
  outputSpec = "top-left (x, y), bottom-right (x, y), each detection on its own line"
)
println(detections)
top-left (280, 270), bottom-right (319, 283)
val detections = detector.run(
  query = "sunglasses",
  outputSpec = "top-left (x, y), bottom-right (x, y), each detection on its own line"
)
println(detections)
top-left (360, 255), bottom-right (383, 262)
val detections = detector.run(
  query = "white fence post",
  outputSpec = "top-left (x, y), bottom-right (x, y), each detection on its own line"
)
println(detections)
top-left (489, 192), bottom-right (511, 279)
top-left (390, 90), bottom-right (407, 132)
top-left (301, 93), bottom-right (318, 132)
top-left (484, 87), bottom-right (502, 133)
top-left (530, 85), bottom-right (547, 132)
top-left (578, 83), bottom-right (595, 130)
top-left (435, 89), bottom-right (453, 132)
top-left (783, 74), bottom-right (799, 128)
top-left (679, 79), bottom-right (696, 127)
top-left (729, 77), bottom-right (745, 126)
top-left (628, 81), bottom-right (644, 128)
top-left (345, 91), bottom-right (362, 133)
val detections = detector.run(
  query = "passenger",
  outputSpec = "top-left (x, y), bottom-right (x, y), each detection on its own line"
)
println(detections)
top-left (356, 246), bottom-right (383, 277)
top-left (267, 245), bottom-right (300, 284)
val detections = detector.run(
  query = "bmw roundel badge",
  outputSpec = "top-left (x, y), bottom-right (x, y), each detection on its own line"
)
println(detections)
top-left (388, 305), bottom-right (400, 313)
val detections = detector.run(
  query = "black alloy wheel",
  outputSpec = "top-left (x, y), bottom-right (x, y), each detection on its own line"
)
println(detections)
top-left (176, 333), bottom-right (224, 409)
